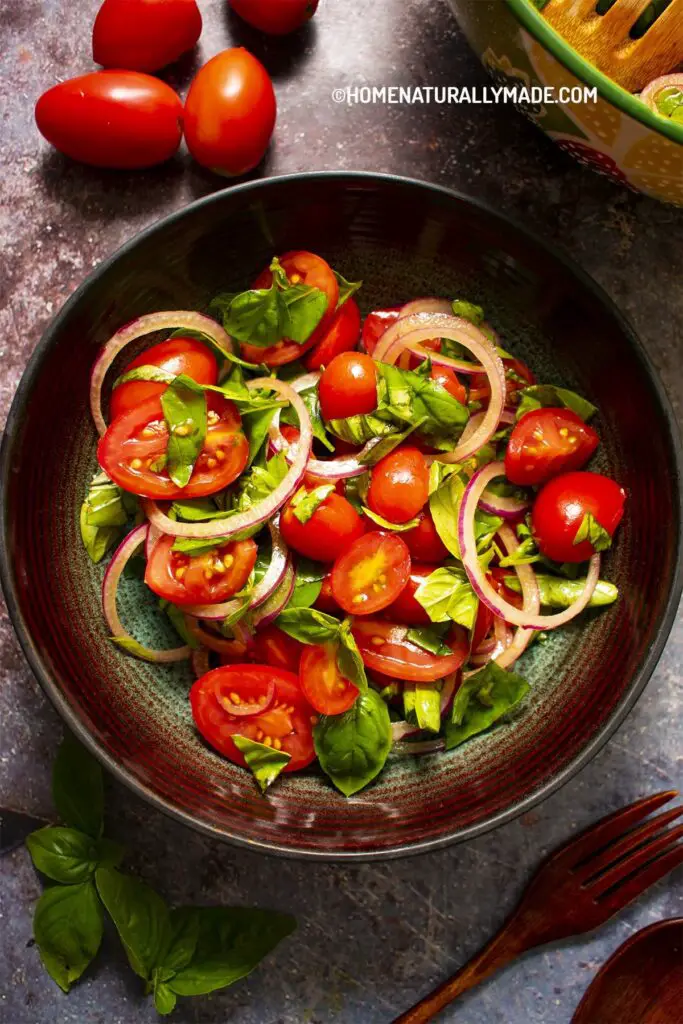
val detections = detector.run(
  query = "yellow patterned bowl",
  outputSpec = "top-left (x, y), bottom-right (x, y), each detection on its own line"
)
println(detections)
top-left (448, 0), bottom-right (683, 205)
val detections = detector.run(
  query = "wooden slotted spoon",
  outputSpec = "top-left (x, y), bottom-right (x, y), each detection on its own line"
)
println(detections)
top-left (541, 0), bottom-right (683, 93)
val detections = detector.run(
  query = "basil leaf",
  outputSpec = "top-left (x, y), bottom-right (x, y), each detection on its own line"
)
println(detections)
top-left (161, 600), bottom-right (200, 648)
top-left (505, 574), bottom-right (618, 608)
top-left (314, 689), bottom-right (392, 797)
top-left (403, 681), bottom-right (441, 733)
top-left (515, 384), bottom-right (597, 422)
top-left (361, 507), bottom-right (420, 532)
top-left (153, 980), bottom-right (177, 1015)
top-left (290, 484), bottom-right (336, 524)
top-left (414, 565), bottom-right (478, 630)
top-left (80, 471), bottom-right (131, 563)
top-left (171, 497), bottom-right (231, 522)
top-left (344, 472), bottom-right (370, 512)
top-left (375, 362), bottom-right (469, 439)
top-left (111, 635), bottom-right (173, 662)
top-left (171, 536), bottom-right (230, 556)
top-left (445, 662), bottom-right (530, 749)
top-left (282, 384), bottom-right (334, 452)
top-left (52, 734), bottom-right (104, 839)
top-left (161, 374), bottom-right (208, 488)
top-left (573, 512), bottom-right (613, 552)
top-left (113, 365), bottom-right (175, 388)
top-left (451, 299), bottom-right (485, 325)
top-left (26, 827), bottom-right (123, 884)
top-left (475, 507), bottom-right (503, 553)
top-left (276, 607), bottom-right (340, 645)
top-left (357, 421), bottom-right (421, 466)
top-left (241, 405), bottom-right (278, 467)
top-left (236, 453), bottom-right (289, 513)
top-left (334, 270), bottom-right (362, 308)
top-left (428, 470), bottom-right (501, 560)
top-left (33, 881), bottom-right (103, 993)
top-left (95, 867), bottom-right (171, 981)
top-left (336, 619), bottom-right (368, 692)
top-left (327, 411), bottom-right (397, 445)
top-left (161, 907), bottom-right (201, 974)
top-left (287, 557), bottom-right (325, 609)
top-left (233, 735), bottom-right (291, 793)
top-left (168, 906), bottom-right (296, 997)
top-left (405, 626), bottom-right (452, 656)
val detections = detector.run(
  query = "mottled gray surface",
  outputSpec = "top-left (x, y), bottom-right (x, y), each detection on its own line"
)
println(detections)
top-left (0, 0), bottom-right (682, 1022)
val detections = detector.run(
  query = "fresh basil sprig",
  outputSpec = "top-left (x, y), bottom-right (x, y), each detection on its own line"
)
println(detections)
top-left (413, 565), bottom-right (479, 631)
top-left (405, 626), bottom-right (453, 657)
top-left (445, 662), bottom-right (529, 750)
top-left (26, 736), bottom-right (296, 1013)
top-left (161, 375), bottom-right (208, 488)
top-left (80, 471), bottom-right (136, 564)
top-left (514, 383), bottom-right (597, 422)
top-left (334, 270), bottom-right (362, 308)
top-left (403, 681), bottom-right (441, 733)
top-left (313, 689), bottom-right (392, 797)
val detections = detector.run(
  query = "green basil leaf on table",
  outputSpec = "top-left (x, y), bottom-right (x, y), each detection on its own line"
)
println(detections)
top-left (573, 512), bottom-right (612, 552)
top-left (276, 607), bottom-right (340, 645)
top-left (95, 867), bottom-right (171, 981)
top-left (26, 827), bottom-right (123, 884)
top-left (445, 662), bottom-right (530, 750)
top-left (167, 906), bottom-right (296, 997)
top-left (313, 688), bottom-right (392, 797)
top-left (286, 557), bottom-right (325, 609)
top-left (52, 734), bottom-right (104, 839)
top-left (414, 565), bottom-right (479, 631)
top-left (405, 625), bottom-right (453, 656)
top-left (336, 619), bottom-right (368, 692)
top-left (160, 374), bottom-right (208, 488)
top-left (33, 881), bottom-right (104, 993)
top-left (451, 299), bottom-right (485, 325)
top-left (515, 384), bottom-right (597, 422)
top-left (505, 573), bottom-right (618, 608)
top-left (290, 483), bottom-right (336, 524)
top-left (153, 979), bottom-right (177, 1016)
top-left (403, 681), bottom-right (442, 733)
top-left (361, 507), bottom-right (420, 532)
top-left (334, 270), bottom-right (362, 308)
top-left (232, 735), bottom-right (291, 794)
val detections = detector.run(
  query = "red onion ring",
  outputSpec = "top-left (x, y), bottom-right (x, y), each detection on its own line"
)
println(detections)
top-left (399, 298), bottom-right (453, 318)
top-left (253, 559), bottom-right (296, 629)
top-left (374, 312), bottom-right (486, 372)
top-left (90, 312), bottom-right (232, 437)
top-left (493, 524), bottom-right (540, 670)
top-left (393, 736), bottom-right (445, 755)
top-left (144, 377), bottom-right (312, 538)
top-left (478, 491), bottom-right (529, 519)
top-left (145, 522), bottom-right (162, 560)
top-left (640, 74), bottom-right (683, 115)
top-left (102, 524), bottom-right (190, 662)
top-left (459, 462), bottom-right (600, 630)
top-left (191, 647), bottom-right (211, 678)
top-left (184, 616), bottom-right (250, 656)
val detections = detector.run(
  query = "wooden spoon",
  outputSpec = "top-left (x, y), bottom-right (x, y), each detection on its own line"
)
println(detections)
top-left (572, 918), bottom-right (683, 1023)
top-left (541, 0), bottom-right (683, 93)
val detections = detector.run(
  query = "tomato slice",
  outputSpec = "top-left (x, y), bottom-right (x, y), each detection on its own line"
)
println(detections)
top-left (352, 619), bottom-right (468, 682)
top-left (504, 408), bottom-right (599, 486)
top-left (98, 393), bottom-right (249, 499)
top-left (361, 307), bottom-right (402, 355)
top-left (145, 535), bottom-right (257, 607)
top-left (109, 336), bottom-right (218, 421)
top-left (280, 490), bottom-right (365, 562)
top-left (304, 297), bottom-right (361, 370)
top-left (384, 564), bottom-right (433, 625)
top-left (240, 250), bottom-right (339, 366)
top-left (252, 624), bottom-right (304, 672)
top-left (331, 532), bottom-right (411, 615)
top-left (299, 643), bottom-right (359, 715)
top-left (190, 665), bottom-right (316, 771)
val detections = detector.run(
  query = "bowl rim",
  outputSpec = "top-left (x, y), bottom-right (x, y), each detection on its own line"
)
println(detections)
top-left (1, 170), bottom-right (681, 861)
top-left (508, 0), bottom-right (683, 145)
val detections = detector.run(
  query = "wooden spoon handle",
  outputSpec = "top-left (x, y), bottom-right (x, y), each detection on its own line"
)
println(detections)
top-left (393, 920), bottom-right (533, 1023)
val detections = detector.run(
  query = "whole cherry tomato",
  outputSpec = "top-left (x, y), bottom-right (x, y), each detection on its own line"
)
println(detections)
top-left (319, 352), bottom-right (378, 421)
top-left (361, 307), bottom-right (402, 355)
top-left (280, 491), bottom-right (365, 562)
top-left (505, 408), bottom-right (599, 486)
top-left (35, 71), bottom-right (183, 169)
top-left (93, 0), bottom-right (202, 72)
top-left (532, 471), bottom-right (626, 563)
top-left (110, 337), bottom-right (218, 421)
top-left (367, 447), bottom-right (430, 524)
top-left (385, 564), bottom-right (434, 625)
top-left (184, 48), bottom-right (276, 176)
top-left (229, 0), bottom-right (319, 35)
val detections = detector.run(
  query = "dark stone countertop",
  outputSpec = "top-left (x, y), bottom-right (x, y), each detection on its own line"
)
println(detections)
top-left (0, 1), bottom-right (681, 1022)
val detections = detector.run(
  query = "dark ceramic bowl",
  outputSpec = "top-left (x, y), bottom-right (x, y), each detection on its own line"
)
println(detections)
top-left (1, 173), bottom-right (681, 859)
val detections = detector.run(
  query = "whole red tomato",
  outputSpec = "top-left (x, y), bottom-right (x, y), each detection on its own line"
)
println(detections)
top-left (230, 0), bottom-right (319, 35)
top-left (35, 71), bottom-right (183, 169)
top-left (184, 48), bottom-right (276, 176)
top-left (93, 0), bottom-right (202, 72)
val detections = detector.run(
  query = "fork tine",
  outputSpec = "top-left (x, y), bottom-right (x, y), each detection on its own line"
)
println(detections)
top-left (630, 0), bottom-right (683, 68)
top-left (576, 804), bottom-right (683, 881)
top-left (601, 0), bottom-right (654, 37)
top-left (597, 841), bottom-right (683, 914)
top-left (563, 791), bottom-right (677, 868)
top-left (590, 824), bottom-right (683, 899)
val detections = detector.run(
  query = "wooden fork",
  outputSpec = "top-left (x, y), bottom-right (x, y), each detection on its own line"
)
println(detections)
top-left (542, 0), bottom-right (683, 93)
top-left (394, 791), bottom-right (683, 1024)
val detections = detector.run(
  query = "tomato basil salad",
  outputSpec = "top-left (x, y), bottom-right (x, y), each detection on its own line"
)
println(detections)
top-left (81, 249), bottom-right (626, 797)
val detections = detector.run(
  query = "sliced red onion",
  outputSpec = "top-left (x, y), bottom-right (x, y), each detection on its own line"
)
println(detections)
top-left (144, 377), bottom-right (312, 538)
top-left (182, 521), bottom-right (288, 620)
top-left (375, 312), bottom-right (488, 375)
top-left (145, 522), bottom-right (162, 560)
top-left (253, 559), bottom-right (296, 628)
top-left (183, 615), bottom-right (250, 656)
top-left (479, 491), bottom-right (529, 519)
top-left (500, 409), bottom-right (516, 426)
top-left (493, 524), bottom-right (540, 669)
top-left (400, 298), bottom-right (453, 317)
top-left (391, 720), bottom-right (420, 742)
top-left (103, 524), bottom-right (190, 662)
top-left (90, 311), bottom-right (233, 436)
top-left (393, 736), bottom-right (445, 755)
top-left (191, 647), bottom-right (211, 678)
top-left (440, 671), bottom-right (458, 716)
top-left (459, 462), bottom-right (600, 630)
top-left (640, 74), bottom-right (683, 115)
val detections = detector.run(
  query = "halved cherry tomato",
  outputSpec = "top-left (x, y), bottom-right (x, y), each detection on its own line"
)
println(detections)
top-left (230, 0), bottom-right (319, 34)
top-left (280, 491), bottom-right (364, 562)
top-left (252, 624), bottom-right (304, 672)
top-left (304, 298), bottom-right (361, 371)
top-left (331, 532), bottom-right (411, 615)
top-left (352, 619), bottom-right (468, 682)
top-left (470, 357), bottom-right (535, 404)
top-left (402, 509), bottom-right (448, 563)
top-left (314, 572), bottom-right (340, 614)
top-left (145, 535), bottom-right (257, 606)
top-left (505, 408), bottom-right (599, 486)
top-left (471, 601), bottom-right (494, 649)
top-left (361, 307), bottom-right (402, 355)
top-left (431, 365), bottom-right (467, 404)
top-left (299, 643), bottom-right (359, 715)
top-left (184, 48), bottom-right (276, 176)
top-left (110, 336), bottom-right (218, 421)
top-left (190, 665), bottom-right (316, 771)
top-left (318, 352), bottom-right (378, 421)
top-left (98, 393), bottom-right (248, 499)
top-left (241, 251), bottom-right (339, 366)
top-left (367, 447), bottom-right (429, 524)
top-left (384, 564), bottom-right (433, 625)
top-left (93, 0), bottom-right (202, 72)
top-left (35, 71), bottom-right (183, 169)
top-left (532, 471), bottom-right (626, 563)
